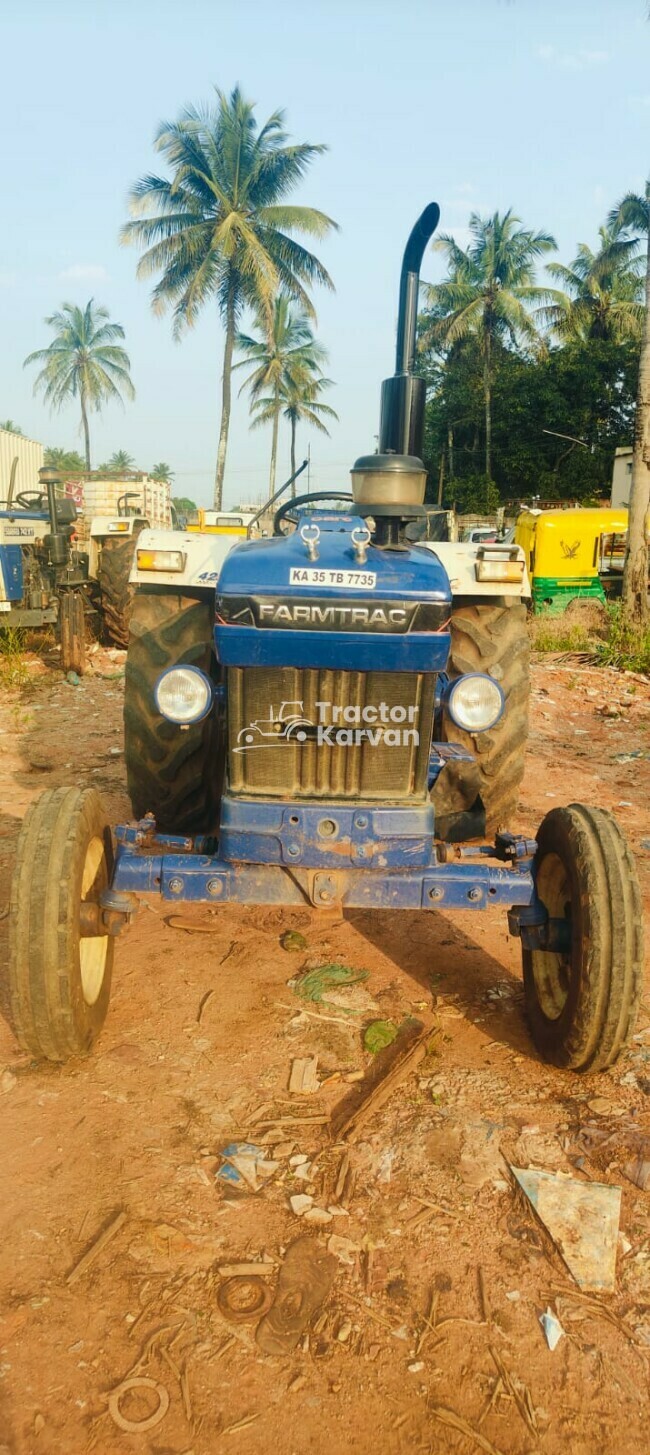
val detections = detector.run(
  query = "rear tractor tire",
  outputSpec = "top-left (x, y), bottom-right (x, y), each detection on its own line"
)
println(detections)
top-left (59, 589), bottom-right (86, 676)
top-left (432, 601), bottom-right (530, 841)
top-left (8, 787), bottom-right (114, 1061)
top-left (524, 804), bottom-right (643, 1071)
top-left (124, 591), bottom-right (221, 834)
top-left (99, 531), bottom-right (143, 648)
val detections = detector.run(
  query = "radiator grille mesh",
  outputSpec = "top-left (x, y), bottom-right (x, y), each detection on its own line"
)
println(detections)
top-left (227, 666), bottom-right (435, 801)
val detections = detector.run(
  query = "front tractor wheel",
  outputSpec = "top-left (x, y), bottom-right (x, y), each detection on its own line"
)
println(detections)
top-left (8, 788), bottom-right (114, 1062)
top-left (124, 591), bottom-right (221, 834)
top-left (431, 601), bottom-right (530, 841)
top-left (524, 804), bottom-right (643, 1071)
top-left (99, 530), bottom-right (145, 648)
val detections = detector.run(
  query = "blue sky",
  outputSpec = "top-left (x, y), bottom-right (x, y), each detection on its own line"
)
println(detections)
top-left (1, 0), bottom-right (648, 507)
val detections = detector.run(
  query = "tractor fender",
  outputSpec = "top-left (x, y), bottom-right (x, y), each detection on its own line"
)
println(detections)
top-left (419, 541), bottom-right (531, 600)
top-left (128, 527), bottom-right (238, 589)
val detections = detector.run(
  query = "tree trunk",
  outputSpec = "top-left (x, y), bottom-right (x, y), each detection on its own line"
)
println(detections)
top-left (437, 444), bottom-right (445, 506)
top-left (484, 330), bottom-right (492, 479)
top-left (622, 236), bottom-right (650, 626)
top-left (268, 387), bottom-right (280, 499)
top-left (290, 416), bottom-right (297, 498)
top-left (448, 423), bottom-right (454, 481)
top-left (214, 279), bottom-right (236, 510)
top-left (80, 391), bottom-right (91, 471)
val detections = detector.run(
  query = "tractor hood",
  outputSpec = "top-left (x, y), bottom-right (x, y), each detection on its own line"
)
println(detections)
top-left (215, 512), bottom-right (452, 672)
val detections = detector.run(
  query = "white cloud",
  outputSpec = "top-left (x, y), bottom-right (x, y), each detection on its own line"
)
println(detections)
top-left (58, 264), bottom-right (110, 284)
top-left (537, 43), bottom-right (609, 72)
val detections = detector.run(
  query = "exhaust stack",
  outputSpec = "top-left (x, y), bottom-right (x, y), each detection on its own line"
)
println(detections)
top-left (352, 202), bottom-right (440, 512)
top-left (380, 201), bottom-right (440, 458)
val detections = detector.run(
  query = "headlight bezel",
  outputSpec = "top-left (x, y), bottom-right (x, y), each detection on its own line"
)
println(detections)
top-left (444, 673), bottom-right (505, 734)
top-left (154, 665), bottom-right (214, 725)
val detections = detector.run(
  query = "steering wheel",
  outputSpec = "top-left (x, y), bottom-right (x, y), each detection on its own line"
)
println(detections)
top-left (273, 490), bottom-right (354, 536)
top-left (15, 490), bottom-right (47, 510)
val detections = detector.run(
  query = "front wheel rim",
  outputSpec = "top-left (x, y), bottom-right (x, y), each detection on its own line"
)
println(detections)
top-left (530, 850), bottom-right (572, 1020)
top-left (79, 836), bottom-right (109, 1005)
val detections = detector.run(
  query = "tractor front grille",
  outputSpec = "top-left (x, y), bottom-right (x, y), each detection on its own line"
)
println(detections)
top-left (227, 666), bottom-right (435, 802)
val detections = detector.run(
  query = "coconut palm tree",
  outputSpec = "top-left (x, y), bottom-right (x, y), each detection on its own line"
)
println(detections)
top-left (24, 301), bottom-right (135, 470)
top-left (281, 372), bottom-right (338, 486)
top-left (422, 211), bottom-right (556, 477)
top-left (236, 297), bottom-right (329, 496)
top-left (609, 181), bottom-right (650, 625)
top-left (105, 449), bottom-right (136, 472)
top-left (541, 227), bottom-right (643, 344)
top-left (151, 461), bottom-right (174, 483)
top-left (0, 420), bottom-right (22, 434)
top-left (122, 85), bottom-right (337, 508)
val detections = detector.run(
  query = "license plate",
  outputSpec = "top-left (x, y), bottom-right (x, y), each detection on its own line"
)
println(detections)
top-left (289, 567), bottom-right (377, 589)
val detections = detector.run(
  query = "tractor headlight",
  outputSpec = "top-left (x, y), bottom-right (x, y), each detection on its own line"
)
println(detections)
top-left (137, 549), bottom-right (186, 572)
top-left (154, 666), bottom-right (213, 724)
top-left (445, 674), bottom-right (504, 733)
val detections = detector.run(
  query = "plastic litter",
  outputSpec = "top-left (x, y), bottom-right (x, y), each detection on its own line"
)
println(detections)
top-left (216, 1143), bottom-right (278, 1193)
top-left (281, 930), bottom-right (308, 952)
top-left (293, 962), bottom-right (369, 1013)
top-left (539, 1307), bottom-right (565, 1351)
top-left (511, 1166), bottom-right (621, 1292)
top-left (66, 670), bottom-right (81, 686)
top-left (363, 1020), bottom-right (398, 1054)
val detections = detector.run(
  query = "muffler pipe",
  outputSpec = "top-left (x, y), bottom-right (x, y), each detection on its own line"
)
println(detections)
top-left (379, 202), bottom-right (440, 459)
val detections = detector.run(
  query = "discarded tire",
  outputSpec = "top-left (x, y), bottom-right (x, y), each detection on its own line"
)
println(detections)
top-left (99, 531), bottom-right (142, 648)
top-left (432, 601), bottom-right (530, 840)
top-left (8, 787), bottom-right (114, 1061)
top-left (523, 803), bottom-right (643, 1071)
top-left (124, 590), bottom-right (221, 833)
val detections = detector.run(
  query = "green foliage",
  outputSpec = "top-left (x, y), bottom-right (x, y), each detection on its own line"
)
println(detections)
top-left (542, 226), bottom-right (643, 344)
top-left (0, 625), bottom-right (29, 687)
top-left (443, 474), bottom-right (500, 513)
top-left (172, 495), bottom-right (196, 514)
top-left (531, 604), bottom-right (650, 673)
top-left (0, 419), bottom-right (22, 434)
top-left (424, 336), bottom-right (639, 503)
top-left (43, 446), bottom-right (86, 473)
top-left (530, 618), bottom-right (591, 654)
top-left (152, 461), bottom-right (174, 483)
top-left (595, 606), bottom-right (650, 673)
top-left (103, 450), bottom-right (136, 472)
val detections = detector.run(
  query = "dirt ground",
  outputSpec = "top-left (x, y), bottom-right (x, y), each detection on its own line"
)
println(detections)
top-left (1, 647), bottom-right (650, 1455)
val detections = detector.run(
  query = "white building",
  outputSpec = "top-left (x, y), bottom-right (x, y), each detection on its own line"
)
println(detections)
top-left (0, 427), bottom-right (44, 500)
top-left (611, 446), bottom-right (633, 509)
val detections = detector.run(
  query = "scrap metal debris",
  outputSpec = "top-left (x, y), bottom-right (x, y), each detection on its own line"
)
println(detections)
top-left (108, 1376), bottom-right (169, 1434)
top-left (217, 1275), bottom-right (274, 1323)
top-left (511, 1166), bottom-right (621, 1292)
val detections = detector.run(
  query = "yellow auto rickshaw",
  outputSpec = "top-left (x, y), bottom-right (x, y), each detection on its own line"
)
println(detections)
top-left (515, 507), bottom-right (631, 613)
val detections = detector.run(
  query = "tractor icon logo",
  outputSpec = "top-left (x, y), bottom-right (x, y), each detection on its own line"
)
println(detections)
top-left (560, 539), bottom-right (580, 559)
top-left (235, 701), bottom-right (315, 751)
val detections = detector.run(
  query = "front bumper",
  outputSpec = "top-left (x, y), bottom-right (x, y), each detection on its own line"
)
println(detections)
top-left (111, 821), bottom-right (536, 912)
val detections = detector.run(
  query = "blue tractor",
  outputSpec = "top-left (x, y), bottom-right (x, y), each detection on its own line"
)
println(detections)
top-left (7, 205), bottom-right (643, 1071)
